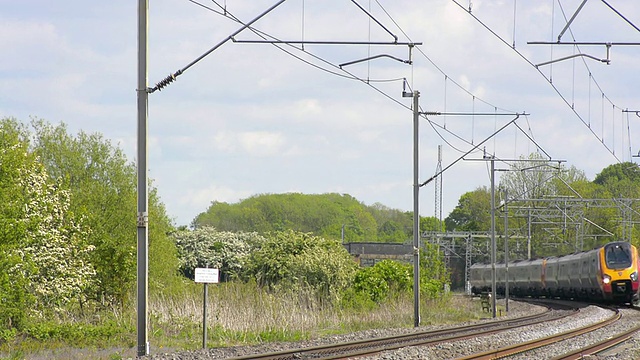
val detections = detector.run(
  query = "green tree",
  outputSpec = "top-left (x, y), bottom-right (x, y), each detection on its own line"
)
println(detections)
top-left (421, 216), bottom-right (443, 232)
top-left (194, 193), bottom-right (380, 242)
top-left (30, 119), bottom-right (180, 306)
top-left (367, 202), bottom-right (412, 243)
top-left (420, 242), bottom-right (449, 298)
top-left (594, 162), bottom-right (640, 198)
top-left (498, 153), bottom-right (587, 200)
top-left (352, 260), bottom-right (412, 303)
top-left (0, 118), bottom-right (36, 329)
top-left (242, 230), bottom-right (358, 302)
top-left (444, 187), bottom-right (491, 231)
top-left (0, 118), bottom-right (97, 325)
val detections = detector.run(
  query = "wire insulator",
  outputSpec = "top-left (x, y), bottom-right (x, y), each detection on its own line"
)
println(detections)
top-left (154, 70), bottom-right (183, 91)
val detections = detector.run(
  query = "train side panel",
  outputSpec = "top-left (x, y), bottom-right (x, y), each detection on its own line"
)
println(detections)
top-left (470, 241), bottom-right (640, 305)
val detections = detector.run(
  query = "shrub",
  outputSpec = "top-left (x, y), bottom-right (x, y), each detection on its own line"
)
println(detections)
top-left (242, 230), bottom-right (357, 302)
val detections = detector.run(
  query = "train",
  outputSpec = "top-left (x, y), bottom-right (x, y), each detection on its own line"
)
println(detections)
top-left (469, 241), bottom-right (640, 305)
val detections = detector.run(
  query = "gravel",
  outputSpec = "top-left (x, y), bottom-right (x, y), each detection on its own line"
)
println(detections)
top-left (135, 299), bottom-right (640, 360)
top-left (17, 298), bottom-right (640, 359)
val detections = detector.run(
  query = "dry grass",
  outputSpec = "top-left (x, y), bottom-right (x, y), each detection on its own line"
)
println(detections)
top-left (145, 282), bottom-right (484, 348)
top-left (0, 284), bottom-right (485, 359)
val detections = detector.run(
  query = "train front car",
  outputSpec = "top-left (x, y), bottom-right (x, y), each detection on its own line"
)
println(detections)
top-left (600, 242), bottom-right (640, 304)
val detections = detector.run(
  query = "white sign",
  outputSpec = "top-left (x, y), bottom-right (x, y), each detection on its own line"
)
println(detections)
top-left (194, 268), bottom-right (219, 283)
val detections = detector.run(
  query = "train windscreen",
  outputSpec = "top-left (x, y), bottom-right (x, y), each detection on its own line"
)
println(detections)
top-left (605, 243), bottom-right (632, 269)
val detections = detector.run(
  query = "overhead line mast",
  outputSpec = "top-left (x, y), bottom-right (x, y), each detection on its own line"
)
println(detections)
top-left (138, 0), bottom-right (421, 353)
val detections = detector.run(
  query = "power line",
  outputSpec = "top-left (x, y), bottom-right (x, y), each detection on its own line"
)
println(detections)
top-left (185, 0), bottom-right (546, 160)
top-left (450, 0), bottom-right (624, 163)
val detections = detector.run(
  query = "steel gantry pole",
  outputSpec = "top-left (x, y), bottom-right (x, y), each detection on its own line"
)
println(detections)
top-left (404, 89), bottom-right (421, 327)
top-left (137, 0), bottom-right (149, 356)
top-left (504, 188), bottom-right (509, 313)
top-left (489, 156), bottom-right (497, 318)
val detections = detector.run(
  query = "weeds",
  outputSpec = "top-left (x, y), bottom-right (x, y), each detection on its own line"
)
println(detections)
top-left (0, 283), bottom-right (485, 359)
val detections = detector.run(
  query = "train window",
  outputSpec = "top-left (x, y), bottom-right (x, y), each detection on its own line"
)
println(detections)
top-left (605, 244), bottom-right (632, 268)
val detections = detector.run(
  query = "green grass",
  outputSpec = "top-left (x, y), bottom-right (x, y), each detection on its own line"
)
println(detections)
top-left (0, 284), bottom-right (487, 359)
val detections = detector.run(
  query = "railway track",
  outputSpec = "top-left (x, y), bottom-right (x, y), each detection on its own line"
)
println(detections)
top-left (458, 303), bottom-right (640, 360)
top-left (227, 300), bottom-right (577, 360)
top-left (457, 306), bottom-right (621, 359)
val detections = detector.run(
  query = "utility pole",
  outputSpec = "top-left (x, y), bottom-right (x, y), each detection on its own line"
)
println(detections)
top-left (503, 188), bottom-right (509, 313)
top-left (137, 1), bottom-right (421, 349)
top-left (487, 154), bottom-right (497, 318)
top-left (404, 89), bottom-right (421, 327)
top-left (136, 0), bottom-right (149, 356)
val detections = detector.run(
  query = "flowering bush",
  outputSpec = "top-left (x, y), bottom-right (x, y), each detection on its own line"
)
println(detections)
top-left (10, 160), bottom-right (95, 314)
top-left (172, 226), bottom-right (264, 281)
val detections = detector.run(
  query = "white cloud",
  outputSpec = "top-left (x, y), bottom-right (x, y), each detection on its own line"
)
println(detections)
top-left (3, 0), bottom-right (639, 226)
top-left (238, 131), bottom-right (286, 156)
top-left (176, 183), bottom-right (253, 220)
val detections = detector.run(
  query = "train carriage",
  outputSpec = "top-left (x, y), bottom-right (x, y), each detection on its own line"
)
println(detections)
top-left (527, 258), bottom-right (545, 296)
top-left (509, 260), bottom-right (531, 296)
top-left (542, 256), bottom-right (559, 297)
top-left (470, 241), bottom-right (640, 305)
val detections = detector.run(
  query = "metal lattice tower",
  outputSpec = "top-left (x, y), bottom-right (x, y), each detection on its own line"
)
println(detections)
top-left (465, 235), bottom-right (473, 295)
top-left (434, 146), bottom-right (446, 269)
top-left (435, 145), bottom-right (443, 229)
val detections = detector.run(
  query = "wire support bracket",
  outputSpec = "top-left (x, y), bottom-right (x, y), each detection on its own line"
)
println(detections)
top-left (534, 52), bottom-right (611, 68)
top-left (421, 111), bottom-right (529, 116)
top-left (232, 40), bottom-right (422, 46)
top-left (340, 54), bottom-right (412, 68)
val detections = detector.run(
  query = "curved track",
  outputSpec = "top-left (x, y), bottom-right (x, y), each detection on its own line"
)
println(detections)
top-left (227, 301), bottom-right (576, 360)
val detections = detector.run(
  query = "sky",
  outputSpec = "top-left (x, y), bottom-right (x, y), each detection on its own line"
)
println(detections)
top-left (1, 0), bottom-right (639, 227)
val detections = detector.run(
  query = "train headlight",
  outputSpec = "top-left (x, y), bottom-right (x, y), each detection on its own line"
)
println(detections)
top-left (603, 274), bottom-right (611, 284)
top-left (631, 271), bottom-right (638, 282)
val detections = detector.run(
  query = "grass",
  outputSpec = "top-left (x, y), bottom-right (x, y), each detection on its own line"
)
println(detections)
top-left (0, 283), bottom-right (487, 359)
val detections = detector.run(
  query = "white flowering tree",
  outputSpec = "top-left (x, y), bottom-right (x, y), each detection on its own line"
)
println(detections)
top-left (172, 226), bottom-right (264, 281)
top-left (12, 159), bottom-right (96, 313)
top-left (31, 119), bottom-right (181, 306)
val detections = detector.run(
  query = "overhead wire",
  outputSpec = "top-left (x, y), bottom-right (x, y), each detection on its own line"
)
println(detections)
top-left (600, 0), bottom-right (640, 33)
top-left (372, 0), bottom-right (524, 160)
top-left (175, 0), bottom-right (409, 90)
top-left (206, 0), bottom-right (409, 88)
top-left (373, 0), bottom-right (517, 116)
top-left (450, 0), bottom-right (623, 163)
top-left (550, 0), bottom-right (632, 157)
top-left (186, 0), bottom-right (531, 161)
top-left (556, 1), bottom-right (624, 113)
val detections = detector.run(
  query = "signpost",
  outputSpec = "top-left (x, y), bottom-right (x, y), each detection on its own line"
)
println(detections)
top-left (195, 268), bottom-right (219, 349)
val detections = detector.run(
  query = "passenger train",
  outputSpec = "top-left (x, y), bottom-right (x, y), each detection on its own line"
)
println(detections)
top-left (469, 241), bottom-right (640, 305)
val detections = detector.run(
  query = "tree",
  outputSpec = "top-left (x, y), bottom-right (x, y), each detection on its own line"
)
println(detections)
top-left (420, 242), bottom-right (449, 298)
top-left (194, 193), bottom-right (381, 242)
top-left (172, 226), bottom-right (265, 281)
top-left (352, 260), bottom-right (412, 303)
top-left (12, 160), bottom-right (95, 313)
top-left (242, 230), bottom-right (358, 302)
top-left (421, 216), bottom-right (443, 233)
top-left (367, 202), bottom-right (412, 243)
top-left (29, 119), bottom-right (180, 306)
top-left (0, 118), bottom-right (36, 329)
top-left (444, 187), bottom-right (491, 231)
top-left (499, 152), bottom-right (587, 201)
top-left (594, 162), bottom-right (640, 198)
top-left (0, 118), bottom-right (96, 326)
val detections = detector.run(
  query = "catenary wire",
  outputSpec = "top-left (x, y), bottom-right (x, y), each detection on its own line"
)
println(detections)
top-left (188, 0), bottom-right (538, 160)
top-left (450, 0), bottom-right (623, 163)
top-left (190, 0), bottom-right (504, 152)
